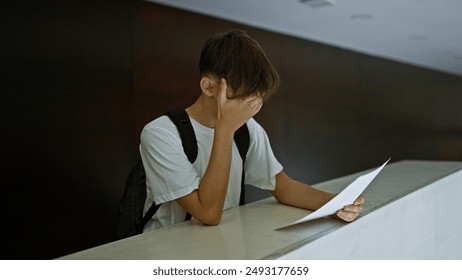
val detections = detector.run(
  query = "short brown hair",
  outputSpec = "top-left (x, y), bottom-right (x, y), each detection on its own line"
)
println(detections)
top-left (199, 30), bottom-right (280, 100)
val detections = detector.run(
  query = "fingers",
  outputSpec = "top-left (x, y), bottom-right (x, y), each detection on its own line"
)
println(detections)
top-left (342, 204), bottom-right (363, 213)
top-left (336, 195), bottom-right (365, 222)
top-left (216, 78), bottom-right (263, 128)
top-left (244, 94), bottom-right (260, 103)
top-left (227, 92), bottom-right (263, 116)
top-left (336, 209), bottom-right (359, 223)
top-left (254, 100), bottom-right (263, 114)
top-left (246, 96), bottom-right (263, 115)
top-left (218, 78), bottom-right (228, 104)
top-left (354, 195), bottom-right (365, 205)
top-left (218, 78), bottom-right (262, 110)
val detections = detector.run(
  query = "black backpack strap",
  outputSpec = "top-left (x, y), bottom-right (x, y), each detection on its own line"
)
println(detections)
top-left (140, 199), bottom-right (161, 232)
top-left (234, 123), bottom-right (250, 205)
top-left (166, 108), bottom-right (198, 221)
top-left (165, 108), bottom-right (198, 163)
top-left (141, 108), bottom-right (197, 226)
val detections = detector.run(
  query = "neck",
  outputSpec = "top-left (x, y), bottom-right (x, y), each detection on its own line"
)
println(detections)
top-left (186, 93), bottom-right (217, 128)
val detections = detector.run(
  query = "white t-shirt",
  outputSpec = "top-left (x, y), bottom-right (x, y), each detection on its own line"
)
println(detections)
top-left (139, 115), bottom-right (283, 231)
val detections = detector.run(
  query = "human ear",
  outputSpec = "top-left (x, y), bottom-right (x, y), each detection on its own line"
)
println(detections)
top-left (200, 76), bottom-right (218, 97)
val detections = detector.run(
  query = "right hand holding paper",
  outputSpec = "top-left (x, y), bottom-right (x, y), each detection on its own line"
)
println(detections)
top-left (277, 158), bottom-right (390, 229)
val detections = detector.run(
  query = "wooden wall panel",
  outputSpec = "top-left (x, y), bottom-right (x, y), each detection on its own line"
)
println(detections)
top-left (133, 2), bottom-right (462, 185)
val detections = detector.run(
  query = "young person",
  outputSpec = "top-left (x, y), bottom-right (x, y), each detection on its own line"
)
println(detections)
top-left (140, 30), bottom-right (364, 231)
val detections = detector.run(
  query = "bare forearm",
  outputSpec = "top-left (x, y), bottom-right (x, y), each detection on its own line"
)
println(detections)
top-left (272, 171), bottom-right (335, 211)
top-left (175, 127), bottom-right (235, 225)
top-left (197, 129), bottom-right (234, 214)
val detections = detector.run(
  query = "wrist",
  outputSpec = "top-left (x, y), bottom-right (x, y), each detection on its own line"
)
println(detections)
top-left (214, 122), bottom-right (237, 138)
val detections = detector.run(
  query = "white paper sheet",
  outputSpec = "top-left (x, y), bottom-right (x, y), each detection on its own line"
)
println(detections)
top-left (278, 158), bottom-right (390, 229)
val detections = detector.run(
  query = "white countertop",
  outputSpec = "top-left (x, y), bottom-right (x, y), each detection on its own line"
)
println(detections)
top-left (59, 160), bottom-right (462, 259)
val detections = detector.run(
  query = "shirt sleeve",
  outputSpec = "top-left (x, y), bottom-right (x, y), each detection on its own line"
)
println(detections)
top-left (139, 116), bottom-right (200, 204)
top-left (244, 118), bottom-right (283, 191)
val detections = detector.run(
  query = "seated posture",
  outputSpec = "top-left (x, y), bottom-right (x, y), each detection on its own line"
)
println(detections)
top-left (140, 30), bottom-right (364, 231)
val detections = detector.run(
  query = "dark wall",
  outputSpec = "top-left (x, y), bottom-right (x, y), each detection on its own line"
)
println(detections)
top-left (2, 1), bottom-right (461, 259)
top-left (2, 1), bottom-right (135, 259)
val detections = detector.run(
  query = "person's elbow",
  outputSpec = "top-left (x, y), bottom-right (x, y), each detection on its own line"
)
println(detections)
top-left (272, 188), bottom-right (290, 206)
top-left (272, 172), bottom-right (292, 205)
top-left (200, 210), bottom-right (222, 226)
top-left (177, 191), bottom-right (223, 226)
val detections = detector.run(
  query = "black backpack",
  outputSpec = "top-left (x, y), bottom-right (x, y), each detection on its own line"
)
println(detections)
top-left (116, 108), bottom-right (250, 239)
